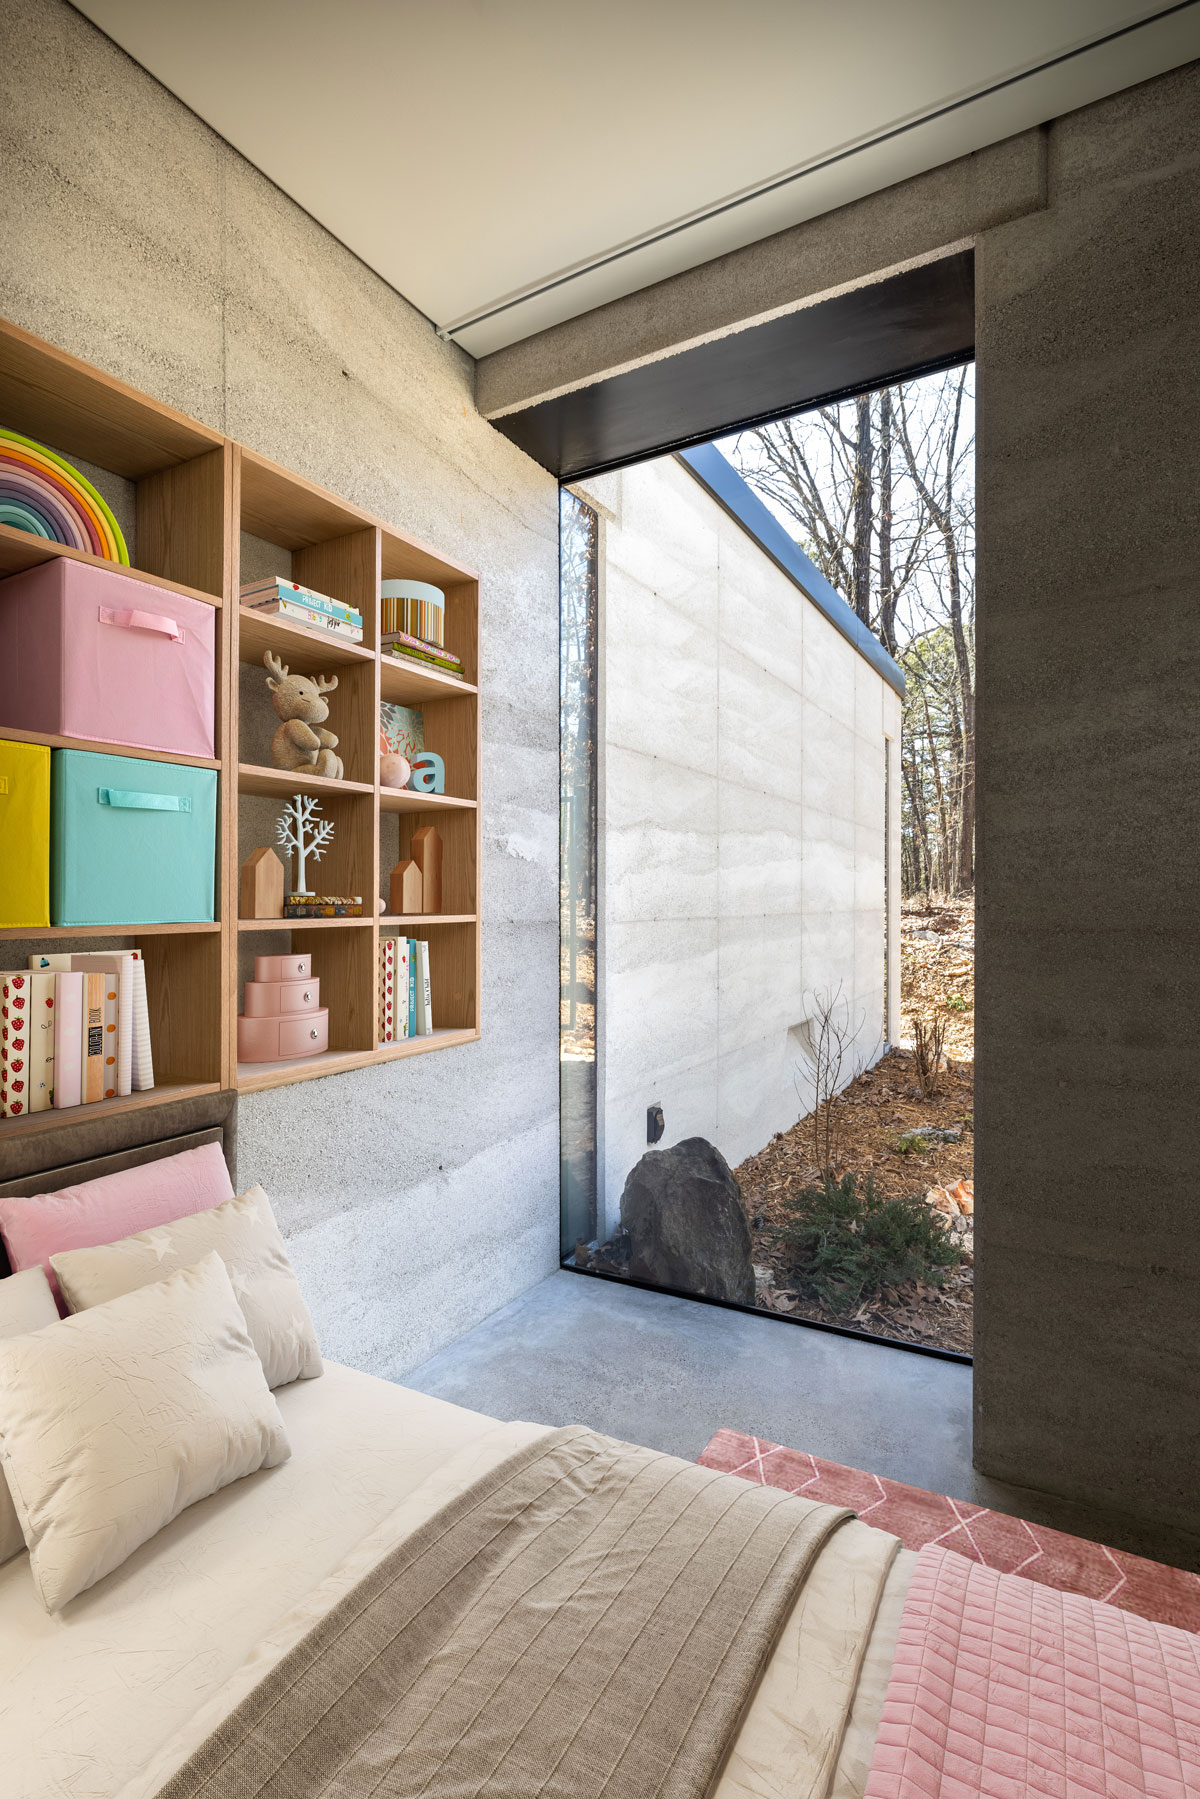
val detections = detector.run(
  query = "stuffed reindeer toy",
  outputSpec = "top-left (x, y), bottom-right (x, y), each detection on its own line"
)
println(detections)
top-left (263, 652), bottom-right (344, 779)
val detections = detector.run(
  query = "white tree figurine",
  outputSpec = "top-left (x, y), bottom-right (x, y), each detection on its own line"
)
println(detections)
top-left (275, 794), bottom-right (334, 896)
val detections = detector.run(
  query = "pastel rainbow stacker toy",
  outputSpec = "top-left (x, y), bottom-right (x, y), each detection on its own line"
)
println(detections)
top-left (0, 427), bottom-right (130, 563)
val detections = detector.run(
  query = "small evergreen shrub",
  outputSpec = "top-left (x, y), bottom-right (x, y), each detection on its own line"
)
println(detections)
top-left (780, 1172), bottom-right (963, 1313)
top-left (895, 1131), bottom-right (930, 1154)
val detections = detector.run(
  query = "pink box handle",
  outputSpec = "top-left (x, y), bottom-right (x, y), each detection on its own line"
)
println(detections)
top-left (97, 605), bottom-right (185, 643)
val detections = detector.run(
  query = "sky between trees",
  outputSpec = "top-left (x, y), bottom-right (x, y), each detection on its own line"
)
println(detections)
top-left (720, 364), bottom-right (976, 897)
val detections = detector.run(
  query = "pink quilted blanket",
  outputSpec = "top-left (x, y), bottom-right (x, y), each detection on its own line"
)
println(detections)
top-left (866, 1543), bottom-right (1200, 1798)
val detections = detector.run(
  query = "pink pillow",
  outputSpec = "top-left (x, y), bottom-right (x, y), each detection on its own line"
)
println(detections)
top-left (0, 1141), bottom-right (234, 1310)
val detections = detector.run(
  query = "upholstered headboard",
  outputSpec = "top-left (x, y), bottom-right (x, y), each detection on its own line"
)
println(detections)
top-left (0, 1089), bottom-right (237, 1276)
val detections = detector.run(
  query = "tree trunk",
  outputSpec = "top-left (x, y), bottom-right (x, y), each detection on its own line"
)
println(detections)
top-left (877, 391), bottom-right (896, 656)
top-left (852, 393), bottom-right (873, 626)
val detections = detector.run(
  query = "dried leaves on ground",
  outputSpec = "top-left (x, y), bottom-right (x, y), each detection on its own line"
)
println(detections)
top-left (736, 895), bottom-right (977, 1355)
top-left (735, 1050), bottom-right (975, 1353)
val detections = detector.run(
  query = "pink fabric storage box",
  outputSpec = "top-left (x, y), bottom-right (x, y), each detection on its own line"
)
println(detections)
top-left (254, 953), bottom-right (312, 982)
top-left (0, 1140), bottom-right (234, 1310)
top-left (243, 977), bottom-right (321, 1017)
top-left (0, 559), bottom-right (216, 757)
top-left (238, 1007), bottom-right (329, 1061)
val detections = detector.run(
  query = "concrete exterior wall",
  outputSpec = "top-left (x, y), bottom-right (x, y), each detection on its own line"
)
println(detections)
top-left (584, 457), bottom-right (901, 1237)
top-left (0, 0), bottom-right (561, 1377)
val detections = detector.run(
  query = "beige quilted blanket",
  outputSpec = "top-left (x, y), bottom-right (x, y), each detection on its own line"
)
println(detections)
top-left (158, 1425), bottom-right (850, 1799)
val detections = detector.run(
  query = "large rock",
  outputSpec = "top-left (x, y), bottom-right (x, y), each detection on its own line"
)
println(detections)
top-left (619, 1138), bottom-right (755, 1305)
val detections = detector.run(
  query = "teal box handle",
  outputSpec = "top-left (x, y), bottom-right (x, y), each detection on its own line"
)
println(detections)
top-left (97, 787), bottom-right (193, 813)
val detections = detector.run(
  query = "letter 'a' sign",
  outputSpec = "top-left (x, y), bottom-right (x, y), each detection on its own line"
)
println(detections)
top-left (407, 752), bottom-right (445, 795)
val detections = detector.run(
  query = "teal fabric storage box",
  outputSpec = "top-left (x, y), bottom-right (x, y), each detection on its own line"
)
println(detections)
top-left (51, 750), bottom-right (217, 925)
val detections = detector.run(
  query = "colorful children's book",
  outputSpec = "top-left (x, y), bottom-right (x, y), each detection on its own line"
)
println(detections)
top-left (378, 935), bottom-right (396, 1044)
top-left (52, 972), bottom-right (84, 1109)
top-left (379, 702), bottom-right (424, 763)
top-left (251, 597), bottom-right (364, 641)
top-left (0, 972), bottom-right (32, 1117)
top-left (83, 971), bottom-right (104, 1103)
top-left (381, 631), bottom-right (461, 671)
top-left (241, 577), bottom-right (361, 627)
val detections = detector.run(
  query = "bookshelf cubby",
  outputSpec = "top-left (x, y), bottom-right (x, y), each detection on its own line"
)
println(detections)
top-left (0, 315), bottom-right (482, 1138)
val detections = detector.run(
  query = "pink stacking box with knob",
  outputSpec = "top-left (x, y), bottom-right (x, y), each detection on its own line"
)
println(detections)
top-left (0, 560), bottom-right (216, 758)
top-left (238, 962), bottom-right (328, 1062)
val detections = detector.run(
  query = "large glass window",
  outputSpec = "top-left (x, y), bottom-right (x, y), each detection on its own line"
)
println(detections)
top-left (560, 368), bottom-right (975, 1359)
top-left (559, 489), bottom-right (599, 1255)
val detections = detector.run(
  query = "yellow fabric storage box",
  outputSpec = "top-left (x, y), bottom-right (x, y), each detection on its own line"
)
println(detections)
top-left (0, 739), bottom-right (51, 927)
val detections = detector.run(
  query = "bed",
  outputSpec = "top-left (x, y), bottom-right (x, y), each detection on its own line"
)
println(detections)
top-left (0, 1102), bottom-right (1196, 1799)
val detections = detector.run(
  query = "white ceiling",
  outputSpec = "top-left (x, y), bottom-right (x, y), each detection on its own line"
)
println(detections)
top-left (78, 1), bottom-right (1200, 356)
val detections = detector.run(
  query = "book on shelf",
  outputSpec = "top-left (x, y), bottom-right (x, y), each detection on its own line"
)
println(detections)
top-left (83, 972), bottom-right (104, 1104)
top-left (379, 702), bottom-right (424, 762)
top-left (28, 969), bottom-right (55, 1112)
top-left (382, 647), bottom-right (464, 679)
top-left (248, 596), bottom-right (364, 642)
top-left (284, 895), bottom-right (363, 918)
top-left (31, 952), bottom-right (141, 1098)
top-left (52, 972), bottom-right (83, 1111)
top-left (0, 969), bottom-right (58, 1115)
top-left (377, 936), bottom-right (411, 1044)
top-left (0, 973), bottom-right (31, 1118)
top-left (380, 590), bottom-right (444, 648)
top-left (380, 630), bottom-right (462, 671)
top-left (378, 936), bottom-right (395, 1044)
top-left (241, 577), bottom-right (361, 628)
top-left (29, 950), bottom-right (152, 1103)
top-left (415, 939), bottom-right (433, 1036)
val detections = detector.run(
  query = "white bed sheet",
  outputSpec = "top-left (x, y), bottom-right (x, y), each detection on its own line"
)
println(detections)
top-left (0, 1361), bottom-right (545, 1799)
top-left (1, 1360), bottom-right (911, 1799)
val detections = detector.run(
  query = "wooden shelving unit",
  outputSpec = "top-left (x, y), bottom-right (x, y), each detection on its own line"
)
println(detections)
top-left (0, 315), bottom-right (482, 1136)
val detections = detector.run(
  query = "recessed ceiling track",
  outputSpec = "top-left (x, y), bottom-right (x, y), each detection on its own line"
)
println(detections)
top-left (447, 1), bottom-right (1199, 354)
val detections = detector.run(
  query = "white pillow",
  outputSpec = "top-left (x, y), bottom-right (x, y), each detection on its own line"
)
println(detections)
top-left (0, 1268), bottom-right (60, 1564)
top-left (51, 1185), bottom-right (323, 1390)
top-left (0, 1253), bottom-right (289, 1612)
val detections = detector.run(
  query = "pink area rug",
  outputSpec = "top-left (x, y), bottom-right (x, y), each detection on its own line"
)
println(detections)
top-left (698, 1429), bottom-right (1200, 1633)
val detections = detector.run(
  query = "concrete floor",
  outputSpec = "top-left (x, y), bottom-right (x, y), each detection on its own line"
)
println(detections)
top-left (406, 1269), bottom-right (1200, 1572)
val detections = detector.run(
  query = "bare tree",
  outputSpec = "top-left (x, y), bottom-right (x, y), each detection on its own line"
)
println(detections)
top-left (727, 366), bottom-right (975, 900)
top-left (797, 984), bottom-right (865, 1175)
top-left (894, 370), bottom-right (975, 891)
top-left (911, 1013), bottom-right (948, 1099)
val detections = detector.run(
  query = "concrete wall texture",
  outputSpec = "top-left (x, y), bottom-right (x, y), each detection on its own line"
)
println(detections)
top-left (585, 456), bottom-right (901, 1239)
top-left (0, 0), bottom-right (562, 1377)
top-left (972, 63), bottom-right (1200, 1536)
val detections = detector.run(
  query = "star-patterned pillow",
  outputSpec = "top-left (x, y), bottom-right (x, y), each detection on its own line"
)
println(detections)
top-left (50, 1186), bottom-right (322, 1389)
